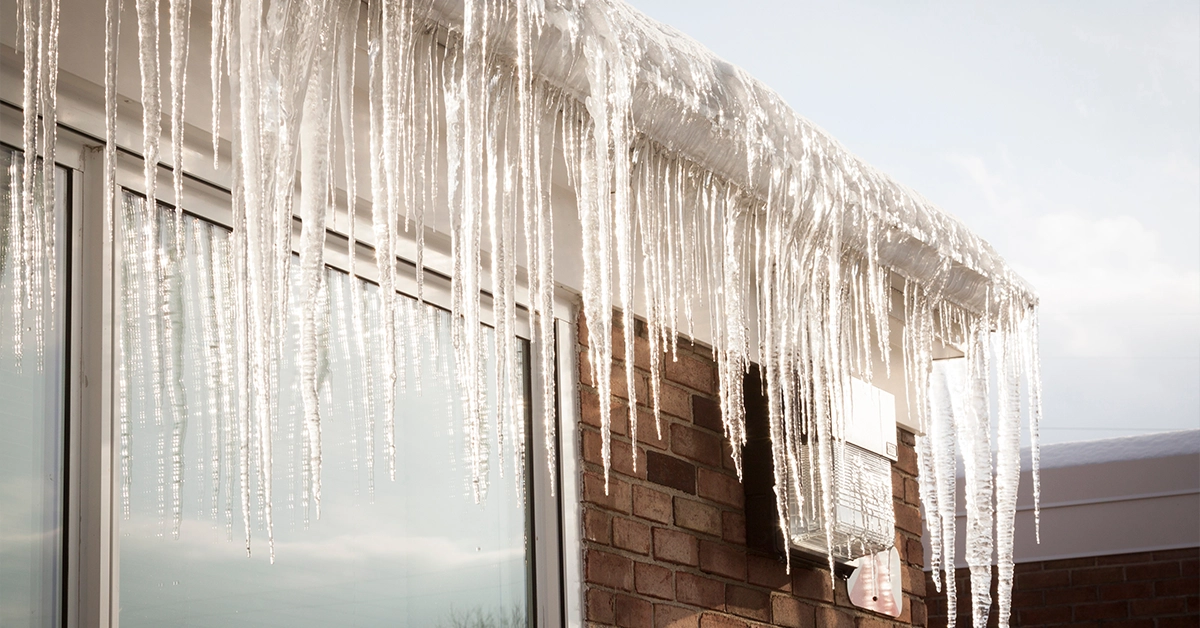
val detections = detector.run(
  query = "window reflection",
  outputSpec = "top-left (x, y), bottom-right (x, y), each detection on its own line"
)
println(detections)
top-left (118, 193), bottom-right (531, 627)
top-left (0, 149), bottom-right (68, 628)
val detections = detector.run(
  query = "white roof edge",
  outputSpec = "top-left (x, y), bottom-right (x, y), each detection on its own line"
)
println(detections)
top-left (424, 0), bottom-right (1036, 314)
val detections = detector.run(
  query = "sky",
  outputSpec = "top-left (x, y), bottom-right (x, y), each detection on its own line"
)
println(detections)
top-left (626, 0), bottom-right (1200, 445)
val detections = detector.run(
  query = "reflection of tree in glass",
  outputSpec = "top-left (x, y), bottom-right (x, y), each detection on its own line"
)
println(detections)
top-left (436, 605), bottom-right (524, 628)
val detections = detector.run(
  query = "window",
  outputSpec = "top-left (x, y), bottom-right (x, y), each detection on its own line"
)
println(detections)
top-left (0, 147), bottom-right (69, 628)
top-left (115, 192), bottom-right (536, 626)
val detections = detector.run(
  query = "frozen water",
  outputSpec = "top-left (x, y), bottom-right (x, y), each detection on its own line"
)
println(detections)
top-left (12, 1), bottom-right (1043, 618)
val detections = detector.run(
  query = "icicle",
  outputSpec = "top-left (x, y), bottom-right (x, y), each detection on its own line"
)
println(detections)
top-left (959, 329), bottom-right (994, 628)
top-left (40, 0), bottom-right (1046, 577)
top-left (336, 0), bottom-right (361, 281)
top-left (210, 0), bottom-right (228, 168)
top-left (168, 0), bottom-right (192, 253)
top-left (929, 360), bottom-right (958, 627)
top-left (106, 0), bottom-right (126, 516)
top-left (37, 0), bottom-right (61, 342)
top-left (134, 0), bottom-right (162, 219)
top-left (1025, 307), bottom-right (1043, 543)
top-left (458, 0), bottom-right (492, 501)
top-left (162, 207), bottom-right (189, 540)
top-left (994, 302), bottom-right (1023, 628)
top-left (297, 14), bottom-right (337, 518)
top-left (534, 87), bottom-right (559, 487)
top-left (368, 0), bottom-right (399, 481)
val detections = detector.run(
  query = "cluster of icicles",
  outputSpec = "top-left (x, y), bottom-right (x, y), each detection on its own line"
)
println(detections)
top-left (11, 0), bottom-right (1041, 622)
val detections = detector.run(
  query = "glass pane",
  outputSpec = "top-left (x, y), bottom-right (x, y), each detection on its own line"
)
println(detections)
top-left (118, 193), bottom-right (531, 627)
top-left (0, 149), bottom-right (68, 627)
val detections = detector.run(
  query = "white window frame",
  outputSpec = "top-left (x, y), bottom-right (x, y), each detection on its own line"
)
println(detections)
top-left (0, 77), bottom-right (584, 626)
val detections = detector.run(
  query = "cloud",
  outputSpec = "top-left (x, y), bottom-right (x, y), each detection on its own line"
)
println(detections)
top-left (948, 153), bottom-right (1200, 360)
top-left (1017, 211), bottom-right (1200, 358)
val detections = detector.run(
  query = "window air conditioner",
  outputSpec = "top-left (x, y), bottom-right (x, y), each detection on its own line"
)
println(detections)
top-left (788, 378), bottom-right (898, 562)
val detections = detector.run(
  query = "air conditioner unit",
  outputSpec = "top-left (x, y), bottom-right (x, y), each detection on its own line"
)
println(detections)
top-left (787, 379), bottom-right (897, 562)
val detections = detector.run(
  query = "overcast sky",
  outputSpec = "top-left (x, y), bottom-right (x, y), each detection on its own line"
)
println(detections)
top-left (626, 0), bottom-right (1200, 444)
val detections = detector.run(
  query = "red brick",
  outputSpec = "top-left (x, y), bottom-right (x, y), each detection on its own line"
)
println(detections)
top-left (633, 485), bottom-right (673, 524)
top-left (691, 395), bottom-right (723, 432)
top-left (647, 451), bottom-right (697, 494)
top-left (615, 594), bottom-right (653, 628)
top-left (615, 517), bottom-right (652, 555)
top-left (813, 605), bottom-right (855, 628)
top-left (1159, 617), bottom-right (1200, 628)
top-left (580, 382), bottom-right (632, 436)
top-left (655, 603), bottom-right (699, 628)
top-left (637, 408), bottom-right (669, 450)
top-left (908, 596), bottom-right (927, 627)
top-left (1096, 551), bottom-right (1156, 565)
top-left (904, 477), bottom-right (921, 506)
top-left (1125, 560), bottom-right (1180, 580)
top-left (1101, 620), bottom-right (1156, 628)
top-left (636, 561), bottom-right (675, 600)
top-left (721, 441), bottom-right (739, 472)
top-left (699, 540), bottom-right (747, 580)
top-left (615, 433), bottom-right (648, 480)
top-left (905, 538), bottom-right (924, 569)
top-left (1051, 586), bottom-right (1096, 605)
top-left (658, 383), bottom-right (693, 420)
top-left (672, 424), bottom-right (724, 466)
top-left (1043, 556), bottom-right (1097, 570)
top-left (857, 616), bottom-right (893, 628)
top-left (584, 471), bottom-right (633, 514)
top-left (722, 512), bottom-right (746, 545)
top-left (697, 468), bottom-right (743, 508)
top-left (895, 441), bottom-right (919, 475)
top-left (725, 585), bottom-right (770, 621)
top-left (1153, 548), bottom-right (1200, 561)
top-left (1156, 577), bottom-right (1200, 596)
top-left (584, 508), bottom-right (612, 544)
top-left (792, 568), bottom-right (835, 603)
top-left (1071, 566), bottom-right (1125, 586)
top-left (676, 572), bottom-right (725, 610)
top-left (1183, 558), bottom-right (1199, 576)
top-left (1074, 600), bottom-right (1128, 621)
top-left (588, 549), bottom-right (634, 591)
top-left (1018, 605), bottom-right (1072, 625)
top-left (770, 594), bottom-right (812, 628)
top-left (611, 362), bottom-right (651, 403)
top-left (664, 352), bottom-right (715, 392)
top-left (747, 554), bottom-right (790, 591)
top-left (697, 614), bottom-right (746, 628)
top-left (1012, 590), bottom-right (1041, 609)
top-left (1018, 568), bottom-right (1070, 589)
top-left (894, 502), bottom-right (923, 536)
top-left (588, 589), bottom-right (615, 623)
top-left (675, 498), bottom-right (722, 536)
top-left (654, 527), bottom-right (699, 566)
top-left (1131, 596), bottom-right (1186, 616)
top-left (1100, 581), bottom-right (1155, 600)
top-left (903, 565), bottom-right (927, 597)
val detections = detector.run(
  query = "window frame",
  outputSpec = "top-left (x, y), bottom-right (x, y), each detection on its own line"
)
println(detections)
top-left (0, 88), bottom-right (584, 626)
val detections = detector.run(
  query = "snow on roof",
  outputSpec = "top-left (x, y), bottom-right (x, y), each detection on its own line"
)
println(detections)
top-left (1025, 429), bottom-right (1200, 470)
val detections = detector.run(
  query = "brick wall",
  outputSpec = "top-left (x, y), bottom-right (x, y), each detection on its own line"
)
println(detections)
top-left (577, 315), bottom-right (927, 627)
top-left (925, 548), bottom-right (1200, 627)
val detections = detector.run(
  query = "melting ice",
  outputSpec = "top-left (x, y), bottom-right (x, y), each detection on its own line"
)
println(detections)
top-left (9, 0), bottom-right (1041, 622)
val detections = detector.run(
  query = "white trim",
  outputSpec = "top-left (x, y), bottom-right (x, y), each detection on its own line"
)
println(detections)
top-left (555, 315), bottom-right (584, 628)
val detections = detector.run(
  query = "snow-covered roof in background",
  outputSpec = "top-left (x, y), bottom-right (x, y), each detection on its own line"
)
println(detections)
top-left (1025, 429), bottom-right (1200, 470)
